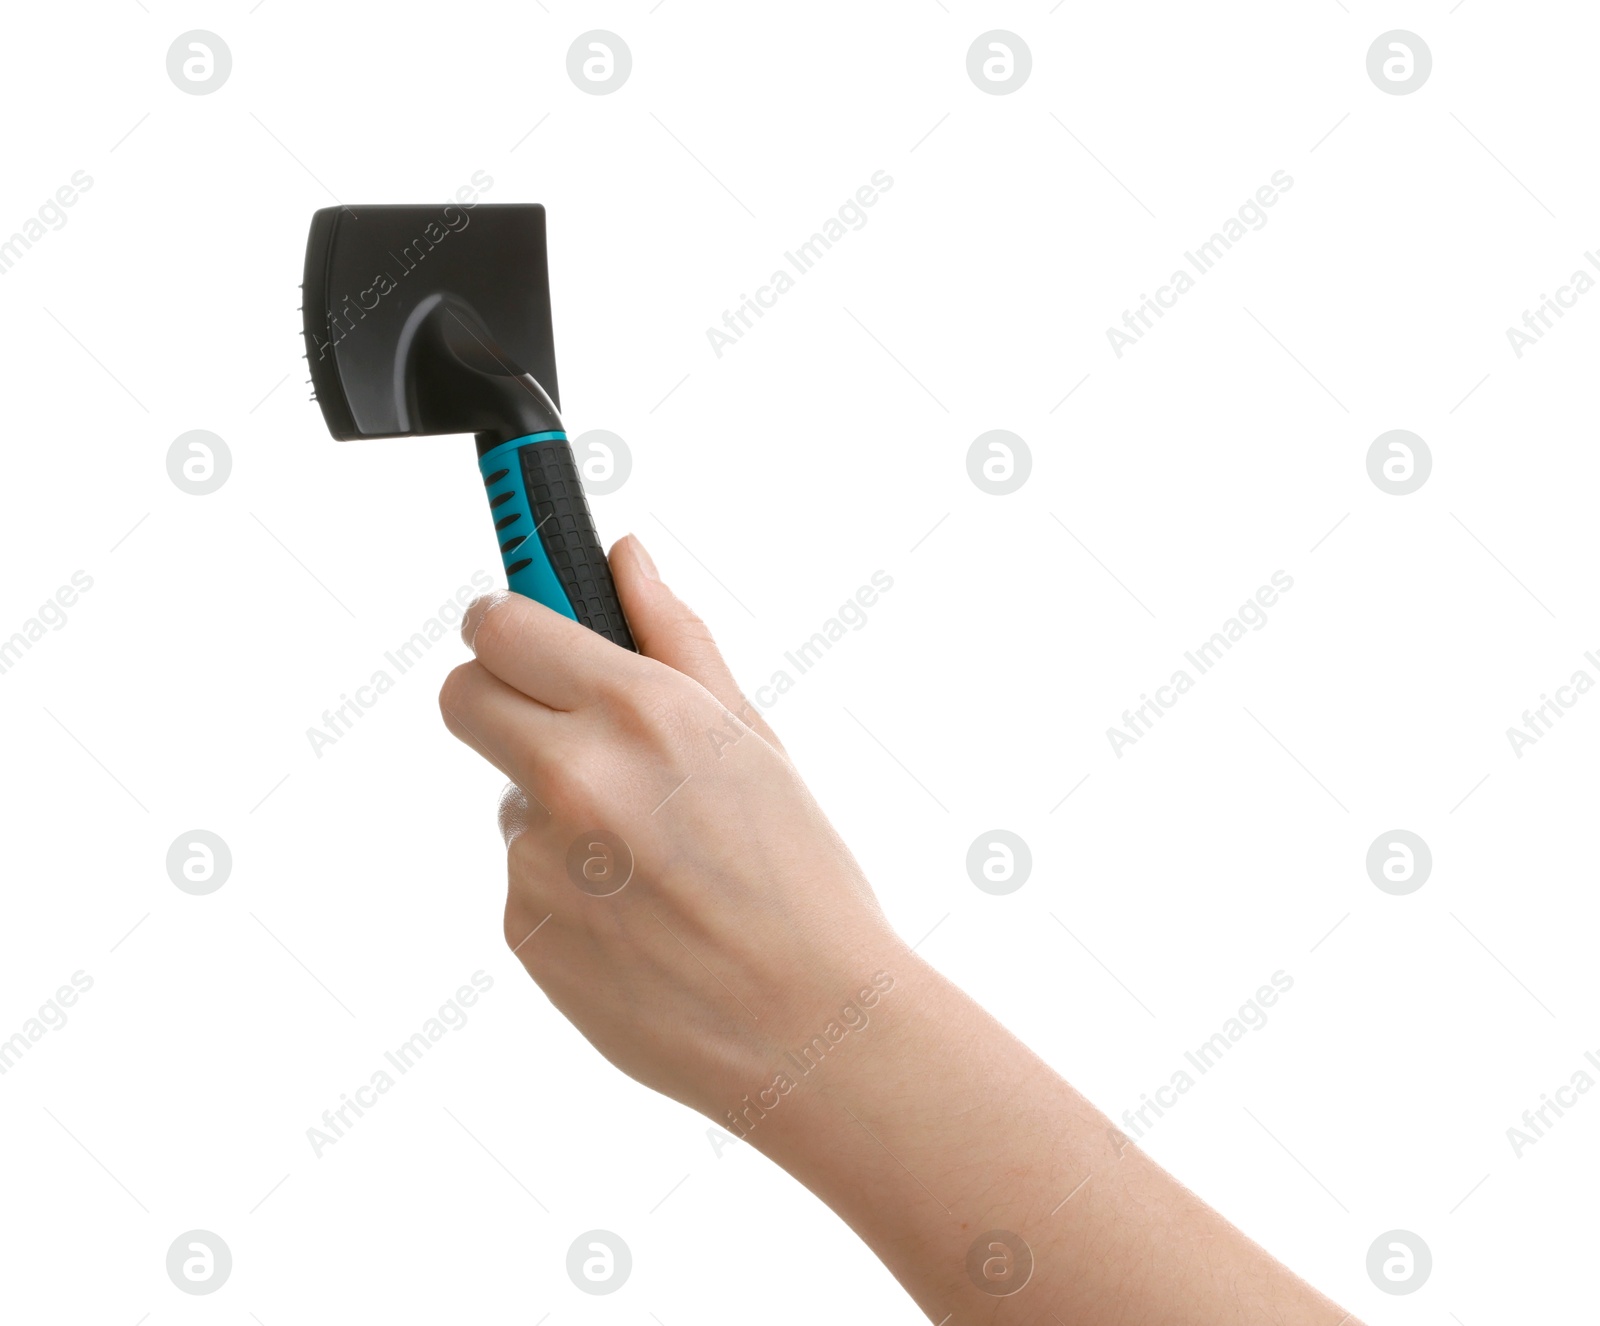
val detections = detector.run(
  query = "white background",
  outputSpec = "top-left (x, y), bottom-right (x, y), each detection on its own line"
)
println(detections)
top-left (1, 2), bottom-right (1595, 1321)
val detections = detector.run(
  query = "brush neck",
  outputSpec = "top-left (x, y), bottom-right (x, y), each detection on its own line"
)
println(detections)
top-left (407, 295), bottom-right (565, 450)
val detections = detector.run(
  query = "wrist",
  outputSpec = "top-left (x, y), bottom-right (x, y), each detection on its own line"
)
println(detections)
top-left (704, 942), bottom-right (927, 1145)
top-left (717, 952), bottom-right (976, 1187)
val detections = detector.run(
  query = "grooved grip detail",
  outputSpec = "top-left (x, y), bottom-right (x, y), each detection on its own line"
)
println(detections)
top-left (519, 438), bottom-right (636, 650)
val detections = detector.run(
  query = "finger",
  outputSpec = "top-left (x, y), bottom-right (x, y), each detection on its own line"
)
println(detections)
top-left (459, 589), bottom-right (644, 712)
top-left (438, 695), bottom-right (511, 781)
top-left (609, 534), bottom-right (786, 753)
top-left (438, 659), bottom-right (573, 795)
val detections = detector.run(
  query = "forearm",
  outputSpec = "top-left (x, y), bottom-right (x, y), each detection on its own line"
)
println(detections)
top-left (741, 954), bottom-right (1354, 1325)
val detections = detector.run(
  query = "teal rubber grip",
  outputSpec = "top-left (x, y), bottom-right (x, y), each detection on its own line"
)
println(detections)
top-left (478, 432), bottom-right (636, 650)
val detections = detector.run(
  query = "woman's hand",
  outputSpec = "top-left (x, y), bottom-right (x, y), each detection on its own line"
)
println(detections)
top-left (440, 535), bottom-right (1357, 1326)
top-left (438, 535), bottom-right (907, 1122)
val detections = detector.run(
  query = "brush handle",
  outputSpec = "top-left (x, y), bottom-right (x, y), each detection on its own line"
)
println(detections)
top-left (477, 432), bottom-right (637, 650)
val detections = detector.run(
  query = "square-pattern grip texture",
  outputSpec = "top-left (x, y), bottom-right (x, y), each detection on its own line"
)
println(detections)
top-left (519, 438), bottom-right (637, 650)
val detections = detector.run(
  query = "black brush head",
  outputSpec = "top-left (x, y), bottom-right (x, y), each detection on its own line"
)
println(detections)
top-left (302, 203), bottom-right (563, 450)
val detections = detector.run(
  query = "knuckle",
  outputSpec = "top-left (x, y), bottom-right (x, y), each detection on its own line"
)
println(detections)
top-left (669, 609), bottom-right (717, 651)
top-left (619, 676), bottom-right (701, 749)
top-left (505, 822), bottom-right (545, 878)
top-left (542, 752), bottom-right (612, 824)
top-left (496, 781), bottom-right (532, 847)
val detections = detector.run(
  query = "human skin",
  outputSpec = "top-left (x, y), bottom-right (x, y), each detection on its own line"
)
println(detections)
top-left (439, 534), bottom-right (1359, 1324)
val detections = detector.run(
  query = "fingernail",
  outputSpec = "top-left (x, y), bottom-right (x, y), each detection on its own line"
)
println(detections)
top-left (630, 534), bottom-right (659, 581)
top-left (461, 590), bottom-right (513, 649)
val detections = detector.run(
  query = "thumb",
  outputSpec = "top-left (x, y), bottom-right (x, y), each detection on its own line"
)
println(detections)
top-left (609, 534), bottom-right (785, 753)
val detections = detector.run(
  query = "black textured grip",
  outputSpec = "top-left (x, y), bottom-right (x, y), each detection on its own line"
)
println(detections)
top-left (518, 437), bottom-right (637, 650)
